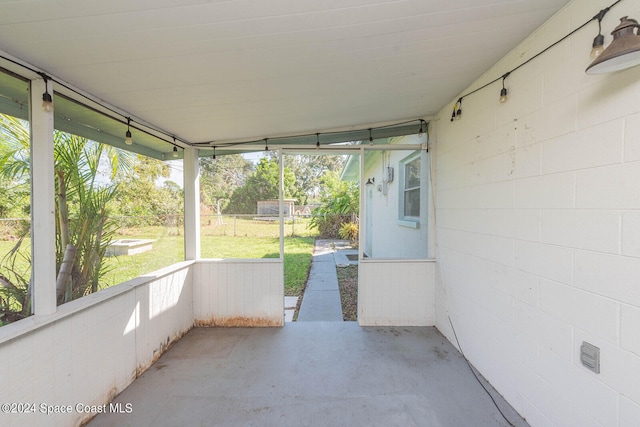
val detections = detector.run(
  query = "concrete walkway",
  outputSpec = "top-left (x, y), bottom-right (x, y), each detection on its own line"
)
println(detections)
top-left (296, 240), bottom-right (344, 321)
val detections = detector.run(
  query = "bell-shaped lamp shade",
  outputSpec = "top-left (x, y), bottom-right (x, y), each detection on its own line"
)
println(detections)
top-left (586, 16), bottom-right (640, 74)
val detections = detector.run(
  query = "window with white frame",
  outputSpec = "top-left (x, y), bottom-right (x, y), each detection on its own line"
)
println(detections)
top-left (0, 70), bottom-right (32, 325)
top-left (400, 152), bottom-right (420, 221)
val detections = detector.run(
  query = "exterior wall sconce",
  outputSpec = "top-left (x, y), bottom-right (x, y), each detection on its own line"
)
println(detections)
top-left (365, 177), bottom-right (375, 186)
top-left (586, 16), bottom-right (640, 74)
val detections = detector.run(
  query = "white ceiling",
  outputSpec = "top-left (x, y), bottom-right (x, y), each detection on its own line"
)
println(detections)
top-left (0, 0), bottom-right (571, 145)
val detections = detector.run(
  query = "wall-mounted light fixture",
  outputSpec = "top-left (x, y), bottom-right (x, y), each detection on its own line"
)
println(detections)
top-left (365, 177), bottom-right (375, 185)
top-left (586, 16), bottom-right (640, 74)
top-left (172, 146), bottom-right (178, 158)
top-left (448, 1), bottom-right (626, 123)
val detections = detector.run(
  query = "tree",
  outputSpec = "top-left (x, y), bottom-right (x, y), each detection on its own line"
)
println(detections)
top-left (0, 175), bottom-right (28, 219)
top-left (111, 156), bottom-right (183, 227)
top-left (0, 115), bottom-right (30, 219)
top-left (199, 154), bottom-right (253, 223)
top-left (0, 114), bottom-right (32, 322)
top-left (283, 154), bottom-right (347, 204)
top-left (0, 113), bottom-right (134, 321)
top-left (224, 157), bottom-right (302, 214)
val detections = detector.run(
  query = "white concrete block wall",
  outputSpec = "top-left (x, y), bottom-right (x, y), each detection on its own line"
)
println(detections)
top-left (432, 0), bottom-right (640, 425)
top-left (193, 259), bottom-right (284, 327)
top-left (0, 262), bottom-right (193, 427)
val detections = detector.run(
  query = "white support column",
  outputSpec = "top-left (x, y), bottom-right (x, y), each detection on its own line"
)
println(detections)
top-left (30, 78), bottom-right (57, 315)
top-left (359, 146), bottom-right (365, 259)
top-left (278, 149), bottom-right (284, 260)
top-left (183, 146), bottom-right (200, 260)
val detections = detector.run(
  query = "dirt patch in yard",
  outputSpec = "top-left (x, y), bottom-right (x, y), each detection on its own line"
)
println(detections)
top-left (336, 265), bottom-right (358, 321)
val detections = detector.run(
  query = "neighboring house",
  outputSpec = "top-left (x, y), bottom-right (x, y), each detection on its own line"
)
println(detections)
top-left (341, 134), bottom-right (429, 259)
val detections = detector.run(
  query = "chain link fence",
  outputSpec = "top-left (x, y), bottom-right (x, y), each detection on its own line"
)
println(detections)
top-left (200, 214), bottom-right (315, 238)
top-left (0, 218), bottom-right (30, 241)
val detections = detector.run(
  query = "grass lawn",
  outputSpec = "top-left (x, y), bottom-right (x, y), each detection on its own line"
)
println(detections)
top-left (102, 234), bottom-right (314, 296)
top-left (0, 221), bottom-right (316, 301)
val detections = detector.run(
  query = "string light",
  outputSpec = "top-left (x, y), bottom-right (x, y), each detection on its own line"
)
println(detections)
top-left (586, 15), bottom-right (640, 74)
top-left (449, 0), bottom-right (622, 124)
top-left (3, 54), bottom-right (194, 154)
top-left (369, 129), bottom-right (374, 146)
top-left (41, 75), bottom-right (53, 113)
top-left (213, 146), bottom-right (216, 160)
top-left (499, 72), bottom-right (510, 103)
top-left (193, 118), bottom-right (426, 152)
top-left (125, 117), bottom-right (133, 145)
top-left (591, 8), bottom-right (609, 59)
top-left (418, 120), bottom-right (424, 136)
top-left (264, 138), bottom-right (269, 151)
top-left (172, 138), bottom-right (178, 158)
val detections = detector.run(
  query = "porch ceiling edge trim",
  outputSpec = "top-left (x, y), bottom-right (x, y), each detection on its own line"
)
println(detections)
top-left (196, 121), bottom-right (428, 156)
top-left (0, 54), bottom-right (183, 159)
top-left (53, 93), bottom-right (170, 161)
top-left (1, 55), bottom-right (429, 161)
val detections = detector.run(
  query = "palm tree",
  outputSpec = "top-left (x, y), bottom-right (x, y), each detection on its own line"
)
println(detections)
top-left (0, 113), bottom-right (134, 322)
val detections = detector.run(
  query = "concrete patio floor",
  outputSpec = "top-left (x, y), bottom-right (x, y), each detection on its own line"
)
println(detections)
top-left (88, 323), bottom-right (528, 427)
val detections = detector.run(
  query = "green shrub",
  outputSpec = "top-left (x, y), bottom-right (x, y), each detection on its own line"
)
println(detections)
top-left (308, 171), bottom-right (359, 238)
top-left (338, 221), bottom-right (358, 245)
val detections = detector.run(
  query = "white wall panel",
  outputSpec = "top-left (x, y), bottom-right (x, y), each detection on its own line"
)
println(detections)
top-left (431, 0), bottom-right (640, 425)
top-left (358, 260), bottom-right (435, 326)
top-left (622, 212), bottom-right (640, 258)
top-left (621, 305), bottom-right (640, 357)
top-left (573, 250), bottom-right (640, 307)
top-left (193, 259), bottom-right (284, 327)
top-left (515, 172), bottom-right (575, 209)
top-left (541, 119), bottom-right (624, 174)
top-left (624, 111), bottom-right (640, 162)
top-left (620, 396), bottom-right (640, 427)
top-left (0, 262), bottom-right (193, 427)
top-left (576, 162), bottom-right (640, 209)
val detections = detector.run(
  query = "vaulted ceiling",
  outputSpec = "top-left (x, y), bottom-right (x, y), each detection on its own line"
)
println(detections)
top-left (0, 0), bottom-right (571, 147)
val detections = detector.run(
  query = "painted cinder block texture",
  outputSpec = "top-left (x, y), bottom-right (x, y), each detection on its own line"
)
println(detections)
top-left (432, 0), bottom-right (640, 425)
